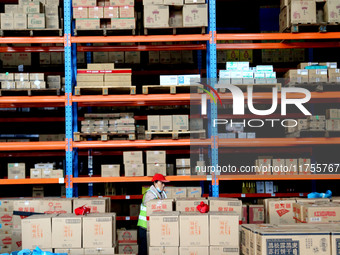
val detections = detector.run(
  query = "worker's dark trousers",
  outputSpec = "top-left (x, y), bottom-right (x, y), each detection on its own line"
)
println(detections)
top-left (138, 226), bottom-right (147, 255)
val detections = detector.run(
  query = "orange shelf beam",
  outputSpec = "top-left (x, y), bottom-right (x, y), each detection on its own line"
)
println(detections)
top-left (217, 42), bottom-right (340, 50)
top-left (0, 178), bottom-right (64, 185)
top-left (219, 138), bottom-right (340, 147)
top-left (216, 32), bottom-right (340, 41)
top-left (0, 96), bottom-right (66, 108)
top-left (78, 44), bottom-right (206, 52)
top-left (0, 37), bottom-right (64, 44)
top-left (73, 139), bottom-right (211, 149)
top-left (218, 174), bottom-right (340, 181)
top-left (0, 141), bottom-right (65, 151)
top-left (72, 175), bottom-right (207, 183)
top-left (72, 34), bottom-right (209, 43)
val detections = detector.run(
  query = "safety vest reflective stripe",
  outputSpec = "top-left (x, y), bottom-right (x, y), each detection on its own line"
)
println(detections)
top-left (138, 215), bottom-right (147, 221)
top-left (140, 204), bottom-right (147, 212)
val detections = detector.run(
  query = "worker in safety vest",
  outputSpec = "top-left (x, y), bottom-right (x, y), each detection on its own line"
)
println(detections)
top-left (137, 173), bottom-right (169, 255)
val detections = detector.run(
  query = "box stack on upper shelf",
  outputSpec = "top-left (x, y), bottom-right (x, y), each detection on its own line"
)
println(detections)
top-left (143, 0), bottom-right (207, 32)
top-left (1, 0), bottom-right (61, 35)
top-left (217, 41), bottom-right (253, 63)
top-left (73, 0), bottom-right (136, 33)
top-left (75, 63), bottom-right (135, 95)
top-left (280, 0), bottom-right (340, 32)
top-left (284, 62), bottom-right (340, 87)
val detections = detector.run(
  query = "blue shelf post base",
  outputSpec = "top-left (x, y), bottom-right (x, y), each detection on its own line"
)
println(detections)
top-left (64, 0), bottom-right (73, 198)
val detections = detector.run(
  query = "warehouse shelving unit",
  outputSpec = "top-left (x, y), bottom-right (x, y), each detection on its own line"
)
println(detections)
top-left (1, 0), bottom-right (340, 199)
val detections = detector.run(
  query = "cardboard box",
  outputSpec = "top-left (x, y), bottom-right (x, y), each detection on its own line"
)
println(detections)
top-left (125, 51), bottom-right (140, 64)
top-left (124, 164), bottom-right (144, 176)
top-left (147, 163), bottom-right (166, 176)
top-left (77, 74), bottom-right (104, 82)
top-left (209, 212), bottom-right (239, 249)
top-left (0, 200), bottom-right (13, 213)
top-left (46, 14), bottom-right (59, 29)
top-left (272, 158), bottom-right (285, 175)
top-left (182, 4), bottom-right (207, 27)
top-left (42, 169), bottom-right (52, 178)
top-left (285, 158), bottom-right (298, 175)
top-left (176, 198), bottom-right (207, 212)
top-left (149, 211), bottom-right (179, 246)
top-left (160, 115), bottom-right (173, 131)
top-left (108, 52), bottom-right (125, 63)
top-left (146, 199), bottom-right (173, 216)
top-left (51, 170), bottom-right (64, 178)
top-left (1, 82), bottom-right (15, 89)
top-left (40, 199), bottom-right (72, 214)
top-left (148, 115), bottom-right (160, 131)
top-left (289, 0), bottom-right (316, 24)
top-left (30, 73), bottom-right (44, 81)
top-left (110, 0), bottom-right (134, 5)
top-left (144, 5), bottom-right (169, 28)
top-left (169, 9), bottom-right (183, 27)
top-left (72, 0), bottom-right (96, 6)
top-left (14, 14), bottom-right (27, 29)
top-left (101, 165), bottom-right (120, 177)
top-left (84, 248), bottom-right (115, 255)
top-left (209, 198), bottom-right (242, 218)
top-left (209, 246), bottom-right (239, 255)
top-left (92, 52), bottom-right (109, 63)
top-left (118, 245), bottom-right (138, 254)
top-left (173, 187), bottom-right (187, 198)
top-left (22, 215), bottom-right (52, 249)
top-left (304, 204), bottom-right (340, 223)
top-left (104, 74), bottom-right (131, 82)
top-left (179, 247), bottom-right (208, 255)
top-left (129, 204), bottom-right (140, 217)
top-left (249, 205), bottom-right (265, 224)
top-left (123, 151), bottom-right (143, 164)
top-left (24, 1), bottom-right (44, 13)
top-left (187, 187), bottom-right (201, 198)
top-left (180, 212), bottom-right (209, 246)
top-left (149, 247), bottom-right (179, 255)
top-left (52, 214), bottom-right (82, 248)
top-left (173, 115), bottom-right (189, 131)
top-left (5, 5), bottom-right (18, 13)
top-left (104, 7), bottom-right (119, 18)
top-left (82, 213), bottom-right (115, 248)
top-left (324, 0), bottom-right (340, 23)
top-left (73, 198), bottom-right (108, 213)
top-left (30, 169), bottom-right (41, 179)
top-left (8, 163), bottom-right (25, 179)
top-left (267, 199), bottom-right (295, 224)
top-left (176, 159), bottom-right (190, 167)
top-left (119, 6), bottom-right (134, 18)
top-left (31, 81), bottom-right (46, 89)
top-left (1, 13), bottom-right (14, 29)
top-left (0, 73), bottom-right (14, 81)
top-left (54, 249), bottom-right (84, 255)
top-left (76, 19), bottom-right (100, 30)
top-left (117, 228), bottom-right (137, 244)
top-left (88, 7), bottom-right (104, 18)
top-left (146, 151), bottom-right (166, 164)
top-left (15, 82), bottom-right (30, 89)
top-left (28, 14), bottom-right (45, 29)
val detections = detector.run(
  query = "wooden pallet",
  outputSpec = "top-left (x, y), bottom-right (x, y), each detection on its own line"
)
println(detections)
top-left (284, 22), bottom-right (340, 33)
top-left (142, 84), bottom-right (203, 94)
top-left (74, 28), bottom-right (135, 36)
top-left (0, 89), bottom-right (61, 96)
top-left (75, 86), bottom-right (136, 95)
top-left (0, 29), bottom-right (63, 37)
top-left (74, 132), bottom-right (135, 141)
top-left (145, 129), bottom-right (206, 140)
top-left (144, 26), bottom-right (205, 35)
top-left (216, 83), bottom-right (281, 93)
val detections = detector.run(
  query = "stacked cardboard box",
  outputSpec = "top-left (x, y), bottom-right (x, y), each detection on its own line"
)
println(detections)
top-left (219, 62), bottom-right (277, 85)
top-left (218, 40), bottom-right (254, 63)
top-left (165, 187), bottom-right (202, 199)
top-left (0, 73), bottom-right (47, 89)
top-left (117, 229), bottom-right (138, 254)
top-left (1, 1), bottom-right (60, 30)
top-left (149, 211), bottom-right (239, 255)
top-left (176, 158), bottom-right (190, 176)
top-left (81, 113), bottom-right (135, 135)
top-left (123, 151), bottom-right (144, 176)
top-left (149, 43), bottom-right (194, 65)
top-left (77, 63), bottom-right (132, 88)
top-left (262, 48), bottom-right (305, 63)
top-left (28, 163), bottom-right (64, 179)
top-left (254, 157), bottom-right (312, 176)
top-left (72, 197), bottom-right (111, 213)
top-left (147, 151), bottom-right (166, 176)
top-left (159, 74), bottom-right (201, 85)
top-left (143, 1), bottom-right (208, 29)
top-left (101, 164), bottom-right (120, 177)
top-left (73, 0), bottom-right (135, 30)
top-left (147, 115), bottom-right (189, 131)
top-left (40, 44), bottom-right (65, 66)
top-left (0, 45), bottom-right (32, 67)
top-left (326, 109), bottom-right (340, 131)
top-left (23, 213), bottom-right (116, 254)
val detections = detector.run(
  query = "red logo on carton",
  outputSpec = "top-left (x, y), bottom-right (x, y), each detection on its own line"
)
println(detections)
top-left (276, 209), bottom-right (289, 217)
top-left (1, 215), bottom-right (12, 222)
top-left (1, 237), bottom-right (12, 245)
top-left (314, 211), bottom-right (336, 217)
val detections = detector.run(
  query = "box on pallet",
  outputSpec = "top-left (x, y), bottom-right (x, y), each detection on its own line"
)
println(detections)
top-left (8, 163), bottom-right (25, 179)
top-left (125, 164), bottom-right (144, 176)
top-left (209, 197), bottom-right (242, 218)
top-left (176, 198), bottom-right (207, 212)
top-left (118, 244), bottom-right (138, 254)
top-left (149, 247), bottom-right (178, 255)
top-left (73, 198), bottom-right (109, 213)
top-left (101, 165), bottom-right (120, 177)
top-left (289, 0), bottom-right (316, 24)
top-left (147, 163), bottom-right (166, 176)
top-left (111, 18), bottom-right (136, 29)
top-left (117, 228), bottom-right (137, 244)
top-left (22, 215), bottom-right (53, 249)
top-left (144, 5), bottom-right (169, 28)
top-left (187, 187), bottom-right (202, 198)
top-left (182, 4), bottom-right (208, 27)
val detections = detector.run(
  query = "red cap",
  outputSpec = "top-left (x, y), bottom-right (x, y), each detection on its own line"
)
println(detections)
top-left (151, 173), bottom-right (169, 183)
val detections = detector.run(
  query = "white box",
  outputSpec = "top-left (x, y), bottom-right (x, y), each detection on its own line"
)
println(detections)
top-left (160, 75), bottom-right (178, 85)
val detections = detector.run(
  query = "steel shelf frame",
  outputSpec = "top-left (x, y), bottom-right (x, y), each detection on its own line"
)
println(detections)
top-left (2, 2), bottom-right (340, 198)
